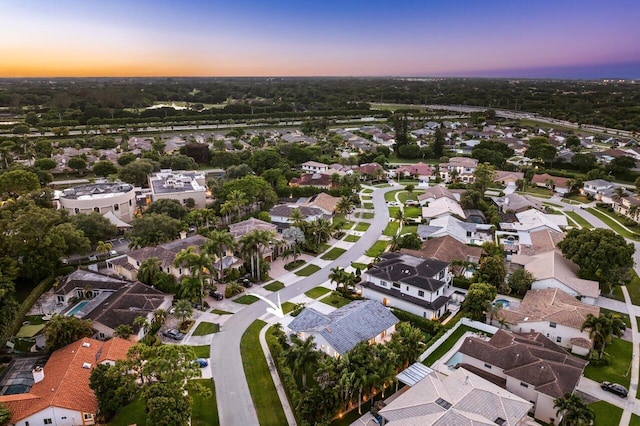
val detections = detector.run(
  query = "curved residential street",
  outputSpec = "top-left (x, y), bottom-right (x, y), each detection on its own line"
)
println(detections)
top-left (211, 186), bottom-right (394, 426)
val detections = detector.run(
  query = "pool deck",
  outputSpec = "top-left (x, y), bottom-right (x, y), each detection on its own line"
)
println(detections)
top-left (430, 331), bottom-right (491, 376)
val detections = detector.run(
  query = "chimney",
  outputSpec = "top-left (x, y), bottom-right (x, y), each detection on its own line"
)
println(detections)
top-left (32, 366), bottom-right (44, 383)
top-left (179, 231), bottom-right (187, 240)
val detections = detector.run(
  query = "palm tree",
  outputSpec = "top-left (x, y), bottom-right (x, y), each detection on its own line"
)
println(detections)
top-left (226, 189), bottom-right (248, 221)
top-left (206, 229), bottom-right (236, 280)
top-left (284, 335), bottom-right (321, 389)
top-left (389, 234), bottom-right (401, 251)
top-left (290, 208), bottom-right (305, 228)
top-left (329, 267), bottom-right (347, 292)
top-left (554, 393), bottom-right (594, 426)
top-left (282, 226), bottom-right (305, 261)
top-left (581, 313), bottom-right (623, 359)
top-left (95, 240), bottom-right (112, 257)
top-left (336, 196), bottom-right (355, 220)
top-left (137, 257), bottom-right (163, 286)
top-left (312, 218), bottom-right (333, 247)
top-left (133, 316), bottom-right (150, 336)
top-left (152, 309), bottom-right (168, 328)
top-left (394, 208), bottom-right (404, 224)
top-left (391, 322), bottom-right (424, 368)
top-left (174, 246), bottom-right (211, 306)
top-left (173, 299), bottom-right (194, 324)
top-left (240, 229), bottom-right (274, 281)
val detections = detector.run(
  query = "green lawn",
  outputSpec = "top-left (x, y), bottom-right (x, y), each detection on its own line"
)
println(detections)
top-left (383, 221), bottom-right (400, 236)
top-left (365, 240), bottom-right (389, 257)
top-left (234, 295), bottom-right (259, 305)
top-left (335, 216), bottom-right (355, 230)
top-left (588, 401), bottom-right (623, 426)
top-left (625, 270), bottom-right (640, 305)
top-left (543, 201), bottom-right (563, 208)
top-left (398, 191), bottom-right (423, 204)
top-left (358, 212), bottom-right (375, 219)
top-left (517, 186), bottom-right (553, 197)
top-left (192, 321), bottom-right (220, 336)
top-left (320, 293), bottom-right (351, 309)
top-left (284, 259), bottom-right (306, 270)
top-left (189, 345), bottom-right (211, 358)
top-left (402, 225), bottom-right (418, 235)
top-left (211, 309), bottom-right (233, 315)
top-left (264, 281), bottom-right (285, 292)
top-left (281, 301), bottom-right (296, 315)
top-left (343, 234), bottom-right (360, 242)
top-left (107, 395), bottom-right (146, 426)
top-left (384, 189), bottom-right (402, 202)
top-left (191, 379), bottom-right (219, 426)
top-left (584, 338), bottom-right (633, 387)
top-left (362, 202), bottom-right (374, 210)
top-left (404, 207), bottom-right (422, 218)
top-left (241, 320), bottom-right (288, 426)
top-left (564, 211), bottom-right (594, 229)
top-left (632, 414), bottom-right (640, 426)
top-left (351, 262), bottom-right (368, 270)
top-left (305, 286), bottom-right (331, 298)
top-left (587, 208), bottom-right (640, 240)
top-left (422, 325), bottom-right (474, 366)
top-left (321, 247), bottom-right (346, 260)
top-left (563, 194), bottom-right (591, 204)
top-left (361, 188), bottom-right (373, 194)
top-left (295, 264), bottom-right (321, 276)
top-left (354, 222), bottom-right (370, 232)
top-left (388, 207), bottom-right (400, 217)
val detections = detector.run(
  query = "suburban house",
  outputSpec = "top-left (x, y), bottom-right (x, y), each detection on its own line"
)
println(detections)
top-left (286, 300), bottom-right (398, 357)
top-left (107, 235), bottom-right (209, 281)
top-left (494, 170), bottom-right (524, 186)
top-left (54, 270), bottom-right (128, 305)
top-left (229, 217), bottom-right (285, 262)
top-left (300, 161), bottom-right (330, 174)
top-left (379, 367), bottom-right (533, 425)
top-left (417, 186), bottom-right (458, 206)
top-left (497, 228), bottom-right (565, 256)
top-left (56, 181), bottom-right (136, 223)
top-left (400, 236), bottom-right (483, 277)
top-left (458, 330), bottom-right (588, 425)
top-left (360, 252), bottom-right (452, 319)
top-left (147, 170), bottom-right (208, 209)
top-left (354, 162), bottom-right (385, 179)
top-left (0, 337), bottom-right (133, 426)
top-left (580, 179), bottom-right (616, 202)
top-left (438, 157), bottom-right (478, 183)
top-left (499, 209), bottom-right (568, 234)
top-left (297, 192), bottom-right (339, 215)
top-left (613, 195), bottom-right (640, 223)
top-left (530, 174), bottom-right (570, 195)
top-left (492, 193), bottom-right (543, 213)
top-left (268, 204), bottom-right (330, 230)
top-left (494, 288), bottom-right (599, 355)
top-left (393, 162), bottom-right (434, 185)
top-left (511, 250), bottom-right (600, 305)
top-left (421, 197), bottom-right (466, 220)
top-left (418, 214), bottom-right (493, 246)
top-left (289, 173), bottom-right (332, 189)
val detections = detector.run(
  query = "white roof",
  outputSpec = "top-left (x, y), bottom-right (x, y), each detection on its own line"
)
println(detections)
top-left (422, 198), bottom-right (466, 220)
top-left (501, 209), bottom-right (567, 233)
top-left (103, 211), bottom-right (132, 228)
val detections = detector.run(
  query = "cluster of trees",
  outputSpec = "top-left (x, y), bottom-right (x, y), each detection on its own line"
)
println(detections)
top-left (269, 321), bottom-right (424, 424)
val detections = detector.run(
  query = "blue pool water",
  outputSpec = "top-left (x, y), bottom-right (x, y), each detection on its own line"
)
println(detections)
top-left (494, 299), bottom-right (510, 309)
top-left (66, 300), bottom-right (89, 317)
top-left (446, 351), bottom-right (462, 368)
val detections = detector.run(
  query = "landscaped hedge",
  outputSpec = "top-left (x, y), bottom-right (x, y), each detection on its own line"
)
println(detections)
top-left (265, 326), bottom-right (302, 424)
top-left (391, 308), bottom-right (442, 335)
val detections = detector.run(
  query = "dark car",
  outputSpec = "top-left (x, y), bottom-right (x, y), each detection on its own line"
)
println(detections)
top-left (209, 290), bottom-right (224, 300)
top-left (601, 382), bottom-right (628, 397)
top-left (195, 358), bottom-right (209, 368)
top-left (162, 329), bottom-right (185, 340)
top-left (240, 278), bottom-right (253, 288)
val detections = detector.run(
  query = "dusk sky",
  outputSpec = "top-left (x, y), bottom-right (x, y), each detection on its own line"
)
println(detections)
top-left (2, 0), bottom-right (640, 78)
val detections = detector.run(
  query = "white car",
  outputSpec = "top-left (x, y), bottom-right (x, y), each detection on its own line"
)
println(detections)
top-left (386, 201), bottom-right (400, 207)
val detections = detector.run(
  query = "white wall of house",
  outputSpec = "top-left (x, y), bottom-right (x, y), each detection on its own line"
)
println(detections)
top-left (59, 190), bottom-right (136, 223)
top-left (19, 406), bottom-right (95, 426)
top-left (361, 287), bottom-right (443, 319)
top-left (504, 320), bottom-right (591, 350)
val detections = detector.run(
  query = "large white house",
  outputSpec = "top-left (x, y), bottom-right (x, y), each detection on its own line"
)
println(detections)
top-left (360, 252), bottom-right (452, 319)
top-left (458, 330), bottom-right (588, 425)
top-left (438, 157), bottom-right (478, 183)
top-left (56, 181), bottom-right (136, 222)
top-left (286, 300), bottom-right (398, 357)
top-left (0, 337), bottom-right (132, 426)
top-left (147, 169), bottom-right (208, 209)
top-left (494, 288), bottom-right (599, 356)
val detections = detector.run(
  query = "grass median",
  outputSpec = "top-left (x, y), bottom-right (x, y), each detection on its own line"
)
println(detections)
top-left (365, 240), bottom-right (389, 257)
top-left (295, 264), bottom-right (321, 276)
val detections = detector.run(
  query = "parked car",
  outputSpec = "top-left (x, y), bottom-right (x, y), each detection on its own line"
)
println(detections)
top-left (162, 329), bottom-right (185, 340)
top-left (108, 250), bottom-right (118, 257)
top-left (240, 278), bottom-right (253, 288)
top-left (600, 382), bottom-right (628, 397)
top-left (209, 290), bottom-right (224, 300)
top-left (195, 358), bottom-right (209, 368)
top-left (405, 200), bottom-right (418, 206)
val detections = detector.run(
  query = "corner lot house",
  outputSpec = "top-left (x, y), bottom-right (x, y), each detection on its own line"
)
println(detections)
top-left (287, 300), bottom-right (398, 357)
top-left (0, 337), bottom-right (132, 426)
top-left (494, 288), bottom-right (599, 355)
top-left (458, 330), bottom-right (588, 425)
top-left (360, 252), bottom-right (452, 319)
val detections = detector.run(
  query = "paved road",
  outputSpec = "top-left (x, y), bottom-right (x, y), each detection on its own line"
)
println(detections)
top-left (210, 186), bottom-right (394, 426)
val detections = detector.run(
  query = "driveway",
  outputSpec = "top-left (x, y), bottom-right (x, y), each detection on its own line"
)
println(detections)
top-left (210, 186), bottom-right (394, 426)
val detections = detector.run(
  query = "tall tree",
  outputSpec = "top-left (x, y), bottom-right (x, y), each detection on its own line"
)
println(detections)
top-left (581, 313), bottom-right (624, 359)
top-left (89, 362), bottom-right (137, 421)
top-left (554, 393), bottom-right (595, 426)
top-left (462, 282), bottom-right (497, 321)
top-left (284, 335), bottom-right (321, 389)
top-left (240, 229), bottom-right (274, 281)
top-left (44, 315), bottom-right (94, 352)
top-left (136, 257), bottom-right (163, 286)
top-left (205, 229), bottom-right (236, 280)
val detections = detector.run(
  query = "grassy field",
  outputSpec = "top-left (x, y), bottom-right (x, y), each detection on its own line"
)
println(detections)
top-left (365, 240), bottom-right (389, 257)
top-left (398, 191), bottom-right (422, 204)
top-left (344, 234), bottom-right (360, 242)
top-left (281, 302), bottom-right (296, 315)
top-left (584, 338), bottom-right (633, 387)
top-left (563, 194), bottom-right (591, 204)
top-left (626, 270), bottom-right (640, 305)
top-left (191, 379), bottom-right (219, 426)
top-left (234, 295), bottom-right (259, 305)
top-left (354, 222), bottom-right (370, 232)
top-left (241, 320), bottom-right (288, 426)
top-left (588, 401), bottom-right (623, 426)
top-left (564, 210), bottom-right (593, 229)
top-left (192, 322), bottom-right (220, 336)
top-left (517, 187), bottom-right (553, 198)
top-left (587, 207), bottom-right (640, 240)
top-left (422, 325), bottom-right (474, 367)
top-left (320, 293), bottom-right (351, 309)
top-left (305, 286), bottom-right (331, 298)
top-left (295, 264), bottom-right (321, 276)
top-left (263, 281), bottom-right (285, 292)
top-left (383, 221), bottom-right (400, 236)
top-left (361, 188), bottom-right (373, 194)
top-left (335, 216), bottom-right (355, 230)
top-left (321, 247), bottom-right (347, 260)
top-left (632, 414), bottom-right (640, 426)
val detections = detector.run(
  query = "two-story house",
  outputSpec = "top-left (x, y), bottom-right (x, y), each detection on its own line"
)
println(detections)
top-left (438, 157), bottom-right (478, 183)
top-left (458, 330), bottom-right (588, 425)
top-left (268, 204), bottom-right (330, 230)
top-left (580, 179), bottom-right (616, 202)
top-left (301, 161), bottom-right (330, 174)
top-left (360, 252), bottom-right (452, 319)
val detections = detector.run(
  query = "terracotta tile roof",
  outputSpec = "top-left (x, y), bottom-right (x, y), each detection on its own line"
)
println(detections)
top-left (401, 236), bottom-right (483, 264)
top-left (531, 173), bottom-right (570, 188)
top-left (126, 235), bottom-right (208, 269)
top-left (519, 229), bottom-right (565, 256)
top-left (289, 173), bottom-right (332, 187)
top-left (0, 337), bottom-right (132, 423)
top-left (300, 192), bottom-right (339, 214)
top-left (97, 337), bottom-right (134, 364)
top-left (395, 162), bottom-right (433, 176)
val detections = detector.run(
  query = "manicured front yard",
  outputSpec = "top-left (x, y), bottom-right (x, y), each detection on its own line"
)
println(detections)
top-left (320, 293), bottom-right (351, 309)
top-left (384, 189), bottom-right (402, 202)
top-left (189, 345), bottom-right (212, 358)
top-left (321, 247), bottom-right (346, 260)
top-left (234, 295), bottom-right (259, 305)
top-left (191, 379), bottom-right (219, 426)
top-left (584, 337), bottom-right (633, 387)
top-left (281, 301), bottom-right (296, 314)
top-left (631, 414), bottom-right (640, 426)
top-left (587, 207), bottom-right (640, 240)
top-left (263, 281), bottom-right (285, 292)
top-left (211, 309), bottom-right (233, 315)
top-left (588, 401), bottom-right (622, 426)
top-left (383, 221), bottom-right (400, 236)
top-left (305, 286), bottom-right (331, 298)
top-left (241, 320), bottom-right (288, 426)
top-left (295, 264), bottom-right (321, 276)
top-left (343, 234), bottom-right (360, 242)
top-left (402, 225), bottom-right (418, 235)
top-left (365, 240), bottom-right (389, 257)
top-left (284, 259), bottom-right (306, 270)
top-left (192, 321), bottom-right (220, 336)
top-left (351, 262), bottom-right (368, 270)
top-left (404, 206), bottom-right (421, 218)
top-left (564, 210), bottom-right (593, 229)
top-left (398, 191), bottom-right (423, 204)
top-left (362, 202), bottom-right (374, 209)
top-left (359, 212), bottom-right (375, 219)
top-left (625, 270), bottom-right (640, 305)
top-left (354, 222), bottom-right (370, 232)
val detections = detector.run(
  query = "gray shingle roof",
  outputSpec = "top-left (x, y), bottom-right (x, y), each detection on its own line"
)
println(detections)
top-left (288, 300), bottom-right (398, 355)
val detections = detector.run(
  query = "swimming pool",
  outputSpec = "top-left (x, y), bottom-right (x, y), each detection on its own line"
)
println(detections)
top-left (494, 299), bottom-right (510, 309)
top-left (66, 300), bottom-right (90, 317)
top-left (445, 351), bottom-right (462, 368)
